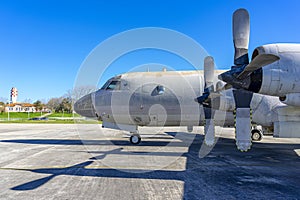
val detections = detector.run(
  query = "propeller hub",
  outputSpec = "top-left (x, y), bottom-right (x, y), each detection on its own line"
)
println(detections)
top-left (218, 69), bottom-right (251, 90)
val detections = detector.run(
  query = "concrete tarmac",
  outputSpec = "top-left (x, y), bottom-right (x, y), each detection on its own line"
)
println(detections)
top-left (0, 124), bottom-right (299, 200)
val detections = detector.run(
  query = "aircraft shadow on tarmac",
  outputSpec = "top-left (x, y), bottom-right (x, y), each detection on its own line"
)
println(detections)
top-left (2, 133), bottom-right (300, 199)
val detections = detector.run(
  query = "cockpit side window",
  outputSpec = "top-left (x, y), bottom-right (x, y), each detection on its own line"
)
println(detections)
top-left (106, 81), bottom-right (121, 90)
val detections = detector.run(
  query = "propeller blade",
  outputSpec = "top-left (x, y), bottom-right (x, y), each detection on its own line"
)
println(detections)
top-left (232, 90), bottom-right (253, 151)
top-left (204, 107), bottom-right (215, 146)
top-left (237, 54), bottom-right (280, 79)
top-left (203, 96), bottom-right (221, 147)
top-left (233, 8), bottom-right (250, 66)
top-left (204, 56), bottom-right (215, 87)
top-left (202, 94), bottom-right (221, 146)
top-left (196, 56), bottom-right (215, 104)
top-left (201, 56), bottom-right (218, 146)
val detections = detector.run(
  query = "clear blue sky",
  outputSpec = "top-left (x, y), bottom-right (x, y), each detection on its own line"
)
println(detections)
top-left (1, 0), bottom-right (300, 102)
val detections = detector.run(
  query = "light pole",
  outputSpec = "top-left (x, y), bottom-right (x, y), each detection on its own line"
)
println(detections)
top-left (7, 101), bottom-right (10, 121)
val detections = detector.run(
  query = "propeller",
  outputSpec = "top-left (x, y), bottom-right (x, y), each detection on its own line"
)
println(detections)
top-left (196, 56), bottom-right (219, 146)
top-left (217, 8), bottom-right (280, 151)
top-left (232, 8), bottom-right (252, 151)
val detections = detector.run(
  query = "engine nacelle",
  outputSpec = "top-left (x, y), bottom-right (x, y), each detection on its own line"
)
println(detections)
top-left (251, 44), bottom-right (300, 97)
top-left (279, 93), bottom-right (300, 107)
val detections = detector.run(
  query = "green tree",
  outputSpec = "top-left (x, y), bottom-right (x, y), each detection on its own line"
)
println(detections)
top-left (48, 97), bottom-right (72, 113)
top-left (47, 98), bottom-right (61, 112)
top-left (60, 98), bottom-right (72, 113)
top-left (33, 100), bottom-right (44, 111)
top-left (0, 102), bottom-right (5, 113)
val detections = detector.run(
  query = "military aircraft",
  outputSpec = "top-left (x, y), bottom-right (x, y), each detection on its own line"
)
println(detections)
top-left (74, 8), bottom-right (299, 151)
top-left (74, 57), bottom-right (283, 151)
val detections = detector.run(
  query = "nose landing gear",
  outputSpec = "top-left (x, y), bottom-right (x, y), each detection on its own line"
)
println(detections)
top-left (129, 132), bottom-right (141, 144)
top-left (251, 129), bottom-right (263, 141)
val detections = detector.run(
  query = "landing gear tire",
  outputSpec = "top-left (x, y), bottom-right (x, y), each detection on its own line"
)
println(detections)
top-left (251, 129), bottom-right (263, 141)
top-left (130, 134), bottom-right (141, 145)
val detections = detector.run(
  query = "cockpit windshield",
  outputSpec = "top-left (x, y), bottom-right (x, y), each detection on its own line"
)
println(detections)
top-left (106, 81), bottom-right (120, 90)
top-left (101, 81), bottom-right (111, 90)
top-left (101, 80), bottom-right (121, 90)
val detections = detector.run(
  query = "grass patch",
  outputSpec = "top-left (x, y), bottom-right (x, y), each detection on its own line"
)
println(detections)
top-left (48, 113), bottom-right (81, 117)
top-left (0, 112), bottom-right (44, 119)
top-left (0, 120), bottom-right (75, 124)
top-left (0, 112), bottom-right (99, 124)
top-left (0, 119), bottom-right (100, 124)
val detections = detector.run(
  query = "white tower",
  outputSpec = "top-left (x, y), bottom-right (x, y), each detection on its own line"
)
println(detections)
top-left (10, 87), bottom-right (18, 103)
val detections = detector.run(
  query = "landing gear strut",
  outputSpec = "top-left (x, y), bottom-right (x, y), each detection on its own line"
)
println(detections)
top-left (129, 132), bottom-right (141, 144)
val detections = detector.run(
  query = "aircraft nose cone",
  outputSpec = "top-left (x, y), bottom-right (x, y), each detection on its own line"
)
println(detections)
top-left (74, 93), bottom-right (97, 118)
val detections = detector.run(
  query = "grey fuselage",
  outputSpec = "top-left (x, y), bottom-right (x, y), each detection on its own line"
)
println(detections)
top-left (74, 70), bottom-right (283, 129)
